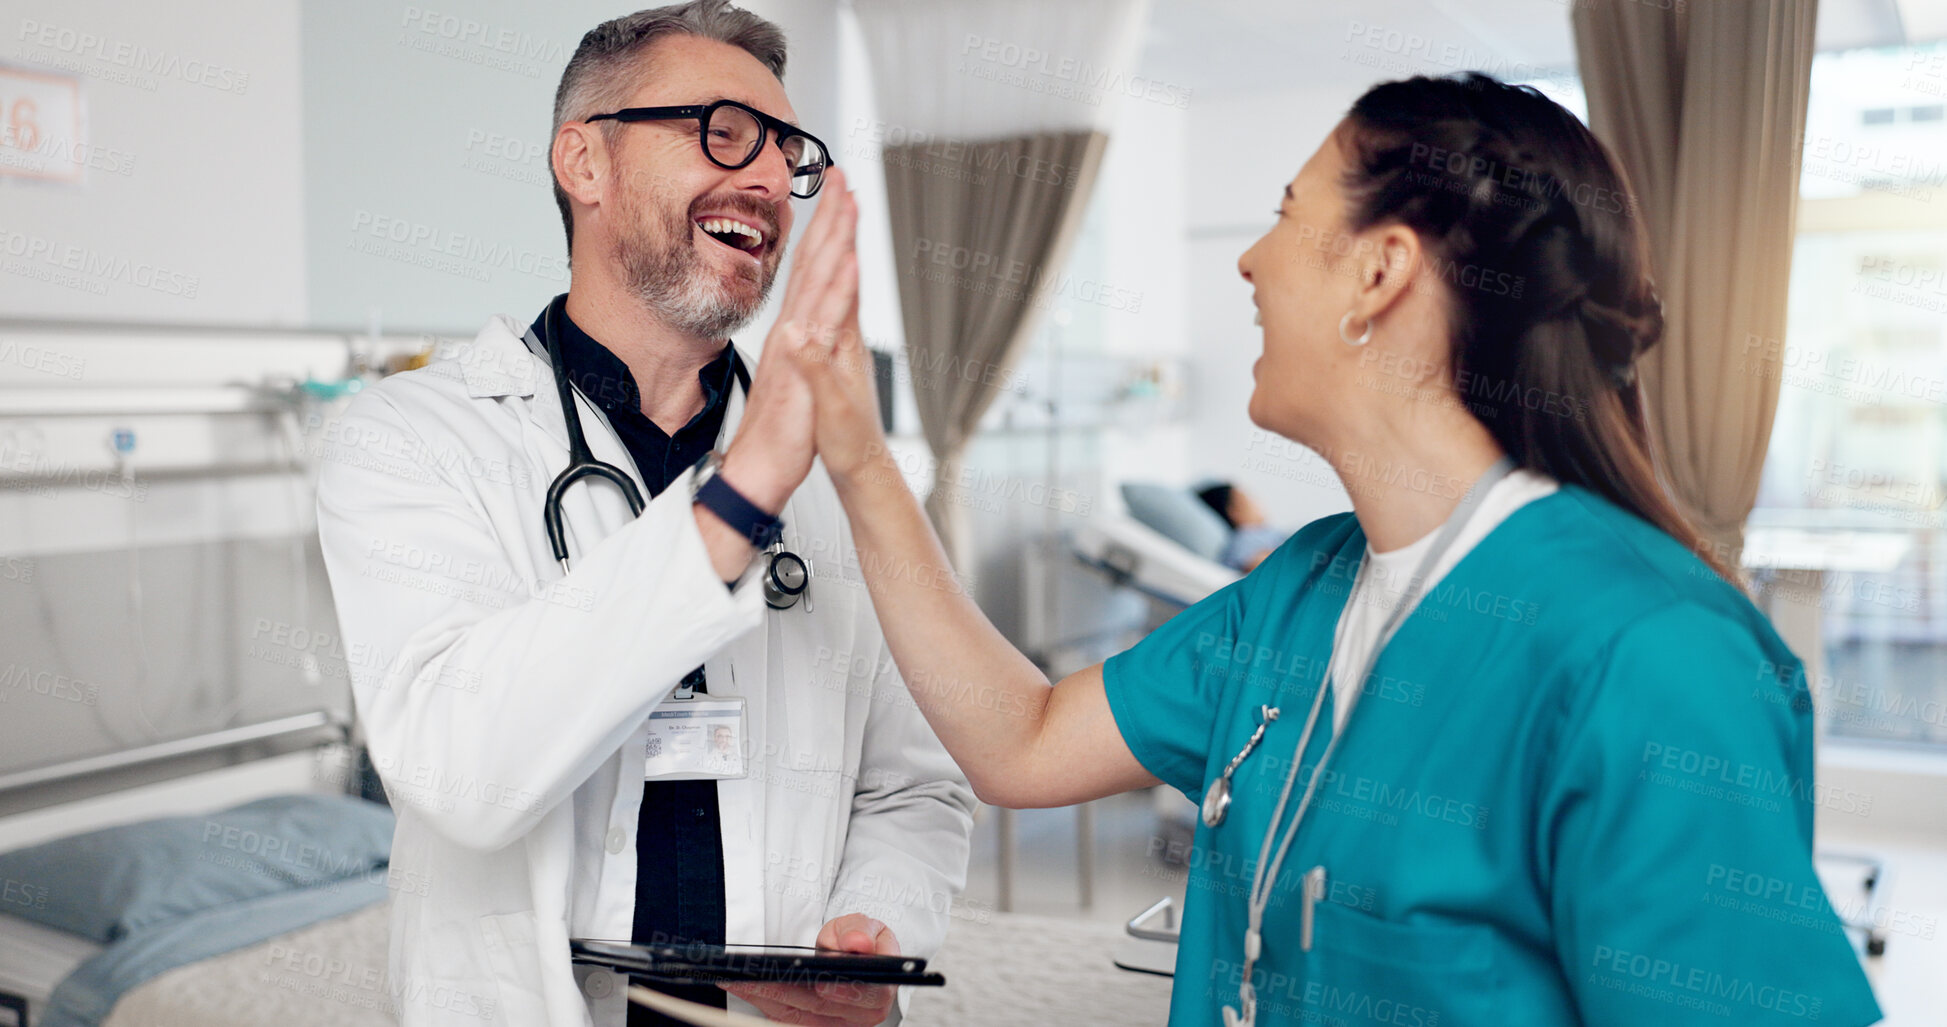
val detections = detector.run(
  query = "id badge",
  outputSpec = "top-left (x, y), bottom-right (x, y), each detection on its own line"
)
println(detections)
top-left (643, 696), bottom-right (748, 781)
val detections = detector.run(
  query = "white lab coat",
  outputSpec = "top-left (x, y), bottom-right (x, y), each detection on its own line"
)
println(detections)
top-left (314, 312), bottom-right (976, 1026)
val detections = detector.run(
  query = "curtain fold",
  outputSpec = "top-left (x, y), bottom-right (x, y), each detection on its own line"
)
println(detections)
top-left (1572, 0), bottom-right (1819, 563)
top-left (851, 0), bottom-right (1145, 576)
top-left (880, 130), bottom-right (1108, 572)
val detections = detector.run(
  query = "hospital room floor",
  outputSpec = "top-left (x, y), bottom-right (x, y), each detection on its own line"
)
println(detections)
top-left (959, 792), bottom-right (1947, 1026)
top-left (960, 791), bottom-right (1189, 930)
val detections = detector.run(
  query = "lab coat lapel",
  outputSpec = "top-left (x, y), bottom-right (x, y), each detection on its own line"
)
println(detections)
top-left (510, 318), bottom-right (572, 452)
top-left (510, 318), bottom-right (679, 551)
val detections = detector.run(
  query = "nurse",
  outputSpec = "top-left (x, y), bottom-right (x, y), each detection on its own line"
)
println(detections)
top-left (787, 73), bottom-right (1884, 1026)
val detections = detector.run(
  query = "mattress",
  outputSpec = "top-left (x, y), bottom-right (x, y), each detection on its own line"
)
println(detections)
top-left (0, 913), bottom-right (102, 1026)
top-left (101, 902), bottom-right (394, 1027)
top-left (0, 902), bottom-right (393, 1027)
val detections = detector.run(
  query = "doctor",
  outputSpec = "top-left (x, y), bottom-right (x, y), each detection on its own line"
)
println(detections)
top-left (786, 73), bottom-right (1883, 1026)
top-left (314, 3), bottom-right (973, 1026)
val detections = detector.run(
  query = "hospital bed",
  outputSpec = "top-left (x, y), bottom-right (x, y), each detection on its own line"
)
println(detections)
top-left (1071, 482), bottom-right (1242, 613)
top-left (0, 320), bottom-right (440, 1027)
top-left (1070, 513), bottom-right (1241, 612)
top-left (0, 716), bottom-right (398, 1027)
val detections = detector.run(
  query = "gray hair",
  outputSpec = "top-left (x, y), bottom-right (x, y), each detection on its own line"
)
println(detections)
top-left (551, 1), bottom-right (788, 255)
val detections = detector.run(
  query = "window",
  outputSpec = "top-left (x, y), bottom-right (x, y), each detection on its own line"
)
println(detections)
top-left (1752, 42), bottom-right (1947, 748)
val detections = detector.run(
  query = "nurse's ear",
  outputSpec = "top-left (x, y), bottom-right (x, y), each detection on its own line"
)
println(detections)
top-left (1346, 224), bottom-right (1450, 372)
top-left (1346, 224), bottom-right (1424, 328)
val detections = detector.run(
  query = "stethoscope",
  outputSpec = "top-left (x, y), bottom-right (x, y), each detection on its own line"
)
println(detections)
top-left (1210, 456), bottom-right (1514, 1027)
top-left (533, 299), bottom-right (811, 611)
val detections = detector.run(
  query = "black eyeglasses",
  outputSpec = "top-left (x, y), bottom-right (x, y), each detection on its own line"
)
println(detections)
top-left (587, 99), bottom-right (832, 198)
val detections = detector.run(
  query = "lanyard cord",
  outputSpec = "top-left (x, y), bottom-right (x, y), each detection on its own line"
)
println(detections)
top-left (1228, 456), bottom-right (1515, 1027)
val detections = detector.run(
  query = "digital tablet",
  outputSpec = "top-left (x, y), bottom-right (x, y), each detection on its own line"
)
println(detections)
top-left (569, 939), bottom-right (947, 987)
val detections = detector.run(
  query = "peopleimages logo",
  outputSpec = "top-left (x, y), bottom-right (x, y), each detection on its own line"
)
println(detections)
top-left (1588, 946), bottom-right (1821, 1020)
top-left (0, 230), bottom-right (199, 298)
top-left (958, 34), bottom-right (1192, 109)
top-left (16, 19), bottom-right (251, 93)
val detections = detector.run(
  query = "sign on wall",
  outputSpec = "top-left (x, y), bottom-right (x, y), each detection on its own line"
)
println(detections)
top-left (0, 64), bottom-right (86, 184)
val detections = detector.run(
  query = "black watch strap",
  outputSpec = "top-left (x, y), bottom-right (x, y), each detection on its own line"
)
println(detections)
top-left (694, 469), bottom-right (785, 550)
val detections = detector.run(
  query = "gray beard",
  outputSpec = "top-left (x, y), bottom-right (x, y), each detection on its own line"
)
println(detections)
top-left (615, 190), bottom-right (776, 340)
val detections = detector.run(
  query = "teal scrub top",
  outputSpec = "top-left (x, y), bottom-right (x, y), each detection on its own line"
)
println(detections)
top-left (1103, 486), bottom-right (1883, 1027)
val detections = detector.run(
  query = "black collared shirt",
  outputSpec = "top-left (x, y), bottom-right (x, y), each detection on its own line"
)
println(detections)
top-left (530, 296), bottom-right (739, 1025)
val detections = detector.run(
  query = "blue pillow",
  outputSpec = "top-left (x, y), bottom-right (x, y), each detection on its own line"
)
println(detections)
top-left (0, 794), bottom-right (392, 943)
top-left (1121, 483), bottom-right (1234, 563)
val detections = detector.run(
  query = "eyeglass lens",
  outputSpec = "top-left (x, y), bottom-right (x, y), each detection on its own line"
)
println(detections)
top-left (704, 104), bottom-right (826, 196)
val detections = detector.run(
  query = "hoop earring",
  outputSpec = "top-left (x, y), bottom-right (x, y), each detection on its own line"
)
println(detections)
top-left (1338, 311), bottom-right (1372, 346)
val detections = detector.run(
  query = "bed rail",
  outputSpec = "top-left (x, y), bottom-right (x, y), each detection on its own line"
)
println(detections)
top-left (0, 711), bottom-right (347, 795)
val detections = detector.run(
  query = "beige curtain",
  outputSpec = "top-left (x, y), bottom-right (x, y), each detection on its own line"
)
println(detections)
top-left (881, 130), bottom-right (1108, 572)
top-left (1572, 0), bottom-right (1819, 562)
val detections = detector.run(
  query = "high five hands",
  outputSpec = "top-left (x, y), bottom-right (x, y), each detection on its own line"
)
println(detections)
top-left (734, 165), bottom-right (893, 502)
top-left (721, 165), bottom-right (870, 515)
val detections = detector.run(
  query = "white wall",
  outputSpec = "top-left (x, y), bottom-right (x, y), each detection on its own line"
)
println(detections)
top-left (1183, 83), bottom-right (1368, 529)
top-left (301, 0), bottom-right (840, 338)
top-left (1091, 92), bottom-right (1192, 495)
top-left (0, 0), bottom-right (307, 325)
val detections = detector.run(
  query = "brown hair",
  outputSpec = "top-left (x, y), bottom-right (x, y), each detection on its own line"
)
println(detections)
top-left (1340, 73), bottom-right (1732, 583)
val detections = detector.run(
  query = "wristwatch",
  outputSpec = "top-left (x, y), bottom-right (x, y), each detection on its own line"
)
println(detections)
top-left (691, 451), bottom-right (785, 550)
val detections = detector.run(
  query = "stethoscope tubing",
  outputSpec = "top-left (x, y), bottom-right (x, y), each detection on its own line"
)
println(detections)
top-left (535, 299), bottom-right (748, 571)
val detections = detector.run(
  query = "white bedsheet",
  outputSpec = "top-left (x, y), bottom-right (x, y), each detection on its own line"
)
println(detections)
top-left (102, 902), bottom-right (393, 1027)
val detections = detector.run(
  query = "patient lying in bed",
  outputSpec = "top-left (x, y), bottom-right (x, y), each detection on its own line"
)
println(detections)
top-left (1195, 482), bottom-right (1291, 572)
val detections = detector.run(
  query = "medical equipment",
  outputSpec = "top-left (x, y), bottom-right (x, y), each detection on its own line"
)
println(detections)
top-left (533, 302), bottom-right (808, 606)
top-left (1201, 705), bottom-right (1278, 829)
top-left (758, 541), bottom-right (811, 611)
top-left (1219, 457), bottom-right (1513, 1027)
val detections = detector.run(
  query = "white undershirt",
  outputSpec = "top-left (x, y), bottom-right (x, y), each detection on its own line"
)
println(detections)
top-left (1328, 469), bottom-right (1560, 731)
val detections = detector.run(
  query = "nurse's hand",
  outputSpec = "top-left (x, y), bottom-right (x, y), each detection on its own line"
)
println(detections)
top-left (720, 166), bottom-right (860, 516)
top-left (720, 914), bottom-right (899, 1026)
top-left (786, 281), bottom-right (887, 487)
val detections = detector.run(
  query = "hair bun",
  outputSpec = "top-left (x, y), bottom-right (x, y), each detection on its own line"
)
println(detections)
top-left (1575, 280), bottom-right (1663, 387)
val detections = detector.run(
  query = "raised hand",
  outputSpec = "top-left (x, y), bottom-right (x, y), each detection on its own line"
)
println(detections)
top-left (785, 243), bottom-right (889, 489)
top-left (719, 166), bottom-right (860, 513)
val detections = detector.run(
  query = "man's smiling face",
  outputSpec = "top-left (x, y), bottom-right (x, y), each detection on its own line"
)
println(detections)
top-left (602, 33), bottom-right (799, 339)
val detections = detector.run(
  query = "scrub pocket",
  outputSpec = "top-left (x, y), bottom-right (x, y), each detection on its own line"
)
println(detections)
top-left (1285, 902), bottom-right (1508, 1027)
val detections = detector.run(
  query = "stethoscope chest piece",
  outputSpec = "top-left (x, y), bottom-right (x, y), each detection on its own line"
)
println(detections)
top-left (762, 543), bottom-right (811, 610)
top-left (1203, 704), bottom-right (1278, 829)
top-left (1202, 776), bottom-right (1233, 829)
